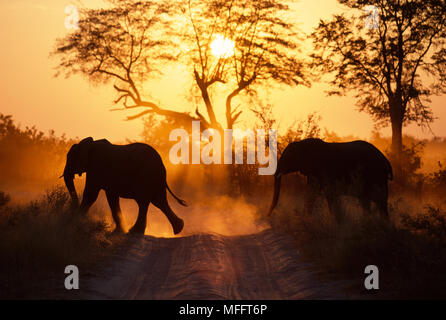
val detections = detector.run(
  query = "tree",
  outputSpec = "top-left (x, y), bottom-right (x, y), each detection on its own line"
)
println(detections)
top-left (0, 114), bottom-right (74, 189)
top-left (52, 0), bottom-right (203, 127)
top-left (52, 0), bottom-right (308, 131)
top-left (183, 0), bottom-right (309, 130)
top-left (310, 0), bottom-right (446, 175)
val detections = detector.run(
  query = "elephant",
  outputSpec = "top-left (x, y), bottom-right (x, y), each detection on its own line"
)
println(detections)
top-left (62, 137), bottom-right (186, 235)
top-left (268, 138), bottom-right (393, 221)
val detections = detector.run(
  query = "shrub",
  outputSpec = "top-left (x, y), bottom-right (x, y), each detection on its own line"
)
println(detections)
top-left (0, 114), bottom-right (75, 192)
top-left (0, 186), bottom-right (119, 299)
top-left (400, 205), bottom-right (446, 242)
top-left (0, 191), bottom-right (10, 207)
top-left (424, 162), bottom-right (446, 197)
top-left (264, 197), bottom-right (446, 299)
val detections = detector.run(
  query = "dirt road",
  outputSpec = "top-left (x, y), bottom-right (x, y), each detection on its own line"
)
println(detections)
top-left (80, 229), bottom-right (356, 299)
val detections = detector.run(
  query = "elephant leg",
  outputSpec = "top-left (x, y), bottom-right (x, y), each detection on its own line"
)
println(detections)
top-left (326, 191), bottom-right (344, 223)
top-left (79, 184), bottom-right (100, 214)
top-left (359, 197), bottom-right (372, 216)
top-left (376, 199), bottom-right (389, 219)
top-left (303, 188), bottom-right (317, 216)
top-left (152, 192), bottom-right (184, 235)
top-left (304, 177), bottom-right (320, 215)
top-left (105, 192), bottom-right (126, 233)
top-left (129, 201), bottom-right (149, 235)
top-left (372, 182), bottom-right (389, 220)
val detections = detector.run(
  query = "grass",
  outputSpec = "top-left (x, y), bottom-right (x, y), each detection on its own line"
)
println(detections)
top-left (0, 186), bottom-right (122, 299)
top-left (2, 183), bottom-right (445, 299)
top-left (265, 194), bottom-right (446, 299)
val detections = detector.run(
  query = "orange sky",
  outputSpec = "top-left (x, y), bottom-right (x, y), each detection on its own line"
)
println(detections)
top-left (1, 0), bottom-right (445, 142)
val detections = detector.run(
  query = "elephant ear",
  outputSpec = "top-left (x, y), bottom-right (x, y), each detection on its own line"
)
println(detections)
top-left (77, 137), bottom-right (94, 175)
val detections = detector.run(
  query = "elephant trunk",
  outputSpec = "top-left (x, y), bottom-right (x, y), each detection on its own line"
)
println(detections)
top-left (267, 175), bottom-right (282, 216)
top-left (63, 167), bottom-right (79, 207)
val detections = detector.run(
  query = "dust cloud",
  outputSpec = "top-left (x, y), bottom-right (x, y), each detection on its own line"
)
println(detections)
top-left (91, 192), bottom-right (269, 238)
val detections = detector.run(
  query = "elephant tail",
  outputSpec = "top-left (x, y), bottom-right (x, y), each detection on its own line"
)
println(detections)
top-left (166, 183), bottom-right (188, 207)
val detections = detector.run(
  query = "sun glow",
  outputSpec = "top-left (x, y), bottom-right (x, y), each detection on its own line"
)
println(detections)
top-left (210, 34), bottom-right (235, 58)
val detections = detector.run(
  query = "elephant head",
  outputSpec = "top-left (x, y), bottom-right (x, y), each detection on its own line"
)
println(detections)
top-left (267, 139), bottom-right (324, 216)
top-left (62, 137), bottom-right (94, 207)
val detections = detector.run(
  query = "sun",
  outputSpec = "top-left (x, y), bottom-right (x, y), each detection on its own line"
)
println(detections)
top-left (210, 34), bottom-right (235, 59)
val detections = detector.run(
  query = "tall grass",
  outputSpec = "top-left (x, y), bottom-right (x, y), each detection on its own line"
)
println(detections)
top-left (0, 186), bottom-right (120, 299)
top-left (265, 194), bottom-right (446, 299)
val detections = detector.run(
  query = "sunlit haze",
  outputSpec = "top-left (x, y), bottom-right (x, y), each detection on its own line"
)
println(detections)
top-left (1, 0), bottom-right (445, 142)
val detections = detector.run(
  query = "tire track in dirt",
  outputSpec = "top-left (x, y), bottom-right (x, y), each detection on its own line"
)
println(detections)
top-left (81, 229), bottom-right (355, 299)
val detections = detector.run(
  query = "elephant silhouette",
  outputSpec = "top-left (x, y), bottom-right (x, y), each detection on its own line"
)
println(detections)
top-left (62, 137), bottom-right (186, 235)
top-left (268, 138), bottom-right (393, 221)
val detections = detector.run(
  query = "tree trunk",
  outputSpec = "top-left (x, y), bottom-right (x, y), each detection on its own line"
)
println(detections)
top-left (200, 87), bottom-right (218, 126)
top-left (226, 97), bottom-right (234, 130)
top-left (194, 70), bottom-right (219, 128)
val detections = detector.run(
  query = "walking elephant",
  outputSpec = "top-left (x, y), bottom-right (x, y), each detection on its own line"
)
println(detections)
top-left (62, 137), bottom-right (186, 235)
top-left (268, 138), bottom-right (393, 221)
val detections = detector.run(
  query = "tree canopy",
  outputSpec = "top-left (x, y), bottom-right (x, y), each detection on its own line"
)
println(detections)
top-left (310, 0), bottom-right (446, 164)
top-left (52, 0), bottom-right (308, 131)
top-left (183, 0), bottom-right (309, 129)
